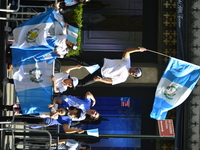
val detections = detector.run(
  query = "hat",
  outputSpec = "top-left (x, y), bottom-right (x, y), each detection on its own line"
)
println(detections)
top-left (71, 77), bottom-right (79, 88)
top-left (72, 45), bottom-right (78, 50)
top-left (134, 68), bottom-right (142, 78)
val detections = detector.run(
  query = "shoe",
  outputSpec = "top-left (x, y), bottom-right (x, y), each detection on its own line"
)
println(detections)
top-left (2, 78), bottom-right (9, 85)
top-left (14, 110), bottom-right (20, 115)
top-left (13, 104), bottom-right (20, 108)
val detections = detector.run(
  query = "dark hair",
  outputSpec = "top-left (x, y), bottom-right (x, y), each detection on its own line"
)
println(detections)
top-left (81, 115), bottom-right (109, 125)
top-left (69, 106), bottom-right (83, 119)
top-left (81, 145), bottom-right (91, 150)
top-left (133, 68), bottom-right (143, 79)
top-left (62, 108), bottom-right (69, 116)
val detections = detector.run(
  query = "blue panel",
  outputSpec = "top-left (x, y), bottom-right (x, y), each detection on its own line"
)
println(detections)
top-left (87, 97), bottom-right (142, 149)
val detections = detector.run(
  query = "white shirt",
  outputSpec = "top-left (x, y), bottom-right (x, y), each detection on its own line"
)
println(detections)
top-left (50, 139), bottom-right (80, 150)
top-left (39, 104), bottom-right (58, 119)
top-left (101, 57), bottom-right (131, 85)
top-left (49, 12), bottom-right (68, 58)
top-left (54, 72), bottom-right (70, 93)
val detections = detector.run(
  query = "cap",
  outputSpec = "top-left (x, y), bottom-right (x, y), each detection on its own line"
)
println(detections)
top-left (134, 68), bottom-right (142, 78)
top-left (72, 45), bottom-right (78, 50)
top-left (71, 77), bottom-right (79, 88)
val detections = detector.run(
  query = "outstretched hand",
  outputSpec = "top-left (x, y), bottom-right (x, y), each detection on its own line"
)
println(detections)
top-left (51, 75), bottom-right (56, 81)
top-left (93, 76), bottom-right (102, 81)
top-left (76, 65), bottom-right (83, 69)
top-left (48, 104), bottom-right (54, 108)
top-left (138, 47), bottom-right (147, 52)
top-left (77, 129), bottom-right (85, 134)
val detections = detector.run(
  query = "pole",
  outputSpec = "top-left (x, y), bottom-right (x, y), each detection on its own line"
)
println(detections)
top-left (147, 49), bottom-right (172, 58)
top-left (5, 132), bottom-right (174, 140)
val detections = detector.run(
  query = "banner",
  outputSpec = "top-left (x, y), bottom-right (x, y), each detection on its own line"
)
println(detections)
top-left (150, 57), bottom-right (200, 120)
top-left (11, 8), bottom-right (56, 50)
top-left (13, 58), bottom-right (54, 114)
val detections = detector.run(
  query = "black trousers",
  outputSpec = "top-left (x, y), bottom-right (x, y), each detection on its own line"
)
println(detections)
top-left (63, 56), bottom-right (104, 87)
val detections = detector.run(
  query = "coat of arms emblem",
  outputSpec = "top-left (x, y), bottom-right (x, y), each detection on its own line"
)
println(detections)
top-left (164, 84), bottom-right (179, 100)
top-left (26, 28), bottom-right (39, 43)
top-left (29, 68), bottom-right (43, 83)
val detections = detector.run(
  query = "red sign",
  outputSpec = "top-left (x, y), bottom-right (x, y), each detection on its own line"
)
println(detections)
top-left (158, 119), bottom-right (175, 137)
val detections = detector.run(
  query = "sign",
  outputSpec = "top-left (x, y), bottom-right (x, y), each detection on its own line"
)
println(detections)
top-left (158, 119), bottom-right (175, 137)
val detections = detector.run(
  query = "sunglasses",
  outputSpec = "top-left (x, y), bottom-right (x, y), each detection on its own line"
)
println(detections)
top-left (133, 69), bottom-right (141, 77)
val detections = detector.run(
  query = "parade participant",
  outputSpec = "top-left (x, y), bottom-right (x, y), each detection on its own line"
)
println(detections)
top-left (51, 65), bottom-right (82, 93)
top-left (67, 47), bottom-right (147, 86)
top-left (49, 91), bottom-right (100, 121)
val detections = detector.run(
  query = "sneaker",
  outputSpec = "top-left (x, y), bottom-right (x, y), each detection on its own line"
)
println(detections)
top-left (13, 104), bottom-right (20, 108)
top-left (14, 110), bottom-right (20, 115)
top-left (2, 78), bottom-right (9, 85)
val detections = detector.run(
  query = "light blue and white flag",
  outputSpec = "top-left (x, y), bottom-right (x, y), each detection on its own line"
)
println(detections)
top-left (11, 8), bottom-right (56, 50)
top-left (67, 25), bottom-right (78, 43)
top-left (87, 128), bottom-right (99, 137)
top-left (84, 64), bottom-right (100, 74)
top-left (12, 47), bottom-right (58, 65)
top-left (13, 57), bottom-right (54, 115)
top-left (64, 0), bottom-right (73, 4)
top-left (150, 57), bottom-right (200, 120)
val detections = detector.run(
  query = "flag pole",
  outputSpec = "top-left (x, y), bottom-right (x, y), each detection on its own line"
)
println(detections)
top-left (147, 49), bottom-right (171, 58)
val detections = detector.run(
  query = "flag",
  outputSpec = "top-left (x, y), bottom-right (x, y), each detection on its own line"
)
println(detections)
top-left (67, 25), bottom-right (78, 43)
top-left (120, 97), bottom-right (130, 107)
top-left (150, 57), bottom-right (200, 120)
top-left (12, 48), bottom-right (58, 65)
top-left (84, 64), bottom-right (100, 74)
top-left (12, 57), bottom-right (54, 114)
top-left (10, 8), bottom-right (56, 50)
top-left (64, 0), bottom-right (73, 4)
top-left (87, 128), bottom-right (99, 137)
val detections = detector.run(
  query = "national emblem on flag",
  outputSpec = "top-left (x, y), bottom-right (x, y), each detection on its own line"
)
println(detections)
top-left (150, 57), bottom-right (200, 120)
top-left (11, 8), bottom-right (57, 50)
top-left (121, 97), bottom-right (130, 107)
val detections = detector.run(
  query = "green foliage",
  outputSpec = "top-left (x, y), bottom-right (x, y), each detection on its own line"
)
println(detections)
top-left (64, 4), bottom-right (83, 56)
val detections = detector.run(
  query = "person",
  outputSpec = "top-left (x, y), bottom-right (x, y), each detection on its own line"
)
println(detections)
top-left (68, 47), bottom-right (147, 86)
top-left (51, 65), bottom-right (82, 93)
top-left (56, 0), bottom-right (91, 13)
top-left (50, 139), bottom-right (91, 150)
top-left (0, 103), bottom-right (21, 115)
top-left (2, 64), bottom-right (80, 92)
top-left (47, 9), bottom-right (78, 58)
top-left (15, 138), bottom-right (93, 150)
top-left (49, 91), bottom-right (100, 121)
top-left (0, 106), bottom-right (84, 134)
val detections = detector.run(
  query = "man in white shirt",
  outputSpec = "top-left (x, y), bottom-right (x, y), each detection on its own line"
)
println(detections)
top-left (69, 47), bottom-right (147, 86)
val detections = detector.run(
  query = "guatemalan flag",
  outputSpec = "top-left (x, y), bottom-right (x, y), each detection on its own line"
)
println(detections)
top-left (150, 57), bottom-right (200, 120)
top-left (10, 8), bottom-right (60, 114)
top-left (10, 8), bottom-right (56, 50)
top-left (12, 57), bottom-right (54, 115)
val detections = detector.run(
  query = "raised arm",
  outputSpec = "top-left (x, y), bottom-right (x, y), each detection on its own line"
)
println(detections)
top-left (94, 76), bottom-right (112, 84)
top-left (51, 75), bottom-right (60, 93)
top-left (48, 97), bottom-right (62, 108)
top-left (63, 65), bottom-right (83, 74)
top-left (50, 139), bottom-right (67, 146)
top-left (122, 47), bottom-right (146, 58)
top-left (85, 91), bottom-right (96, 107)
top-left (62, 124), bottom-right (84, 134)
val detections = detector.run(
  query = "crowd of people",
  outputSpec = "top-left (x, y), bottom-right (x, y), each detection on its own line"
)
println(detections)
top-left (2, 0), bottom-right (147, 149)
